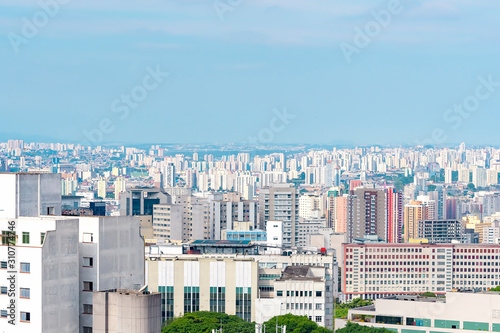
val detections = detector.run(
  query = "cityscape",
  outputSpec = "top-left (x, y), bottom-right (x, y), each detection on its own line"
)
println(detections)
top-left (2, 0), bottom-right (500, 332)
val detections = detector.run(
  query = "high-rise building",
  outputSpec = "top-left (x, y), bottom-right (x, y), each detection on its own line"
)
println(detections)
top-left (209, 197), bottom-right (257, 240)
top-left (258, 184), bottom-right (299, 247)
top-left (349, 188), bottom-right (386, 243)
top-left (418, 219), bottom-right (464, 243)
top-left (385, 188), bottom-right (403, 243)
top-left (97, 178), bottom-right (106, 199)
top-left (404, 200), bottom-right (430, 242)
top-left (114, 176), bottom-right (126, 200)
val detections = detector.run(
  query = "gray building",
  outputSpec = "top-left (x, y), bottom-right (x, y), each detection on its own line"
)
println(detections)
top-left (119, 188), bottom-right (171, 216)
top-left (258, 184), bottom-right (299, 247)
top-left (418, 219), bottom-right (464, 243)
top-left (93, 289), bottom-right (161, 333)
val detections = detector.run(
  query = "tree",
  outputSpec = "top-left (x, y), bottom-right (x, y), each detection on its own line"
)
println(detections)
top-left (336, 322), bottom-right (395, 333)
top-left (421, 292), bottom-right (436, 297)
top-left (490, 286), bottom-right (500, 291)
top-left (467, 183), bottom-right (476, 192)
top-left (162, 311), bottom-right (255, 333)
top-left (264, 314), bottom-right (332, 333)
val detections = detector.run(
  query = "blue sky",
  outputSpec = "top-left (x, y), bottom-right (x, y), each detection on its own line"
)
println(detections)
top-left (1, 0), bottom-right (500, 146)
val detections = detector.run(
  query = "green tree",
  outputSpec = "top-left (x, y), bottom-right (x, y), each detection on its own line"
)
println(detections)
top-left (162, 311), bottom-right (255, 333)
top-left (420, 292), bottom-right (436, 297)
top-left (490, 286), bottom-right (500, 291)
top-left (264, 314), bottom-right (332, 333)
top-left (467, 183), bottom-right (476, 192)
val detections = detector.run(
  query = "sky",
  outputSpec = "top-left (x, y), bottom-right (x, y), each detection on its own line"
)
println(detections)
top-left (1, 0), bottom-right (500, 147)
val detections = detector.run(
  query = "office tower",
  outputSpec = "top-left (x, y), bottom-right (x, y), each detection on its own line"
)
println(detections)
top-left (258, 184), bottom-right (299, 247)
top-left (349, 188), bottom-right (386, 242)
top-left (403, 200), bottom-right (430, 242)
top-left (119, 188), bottom-right (171, 216)
top-left (97, 178), bottom-right (106, 199)
top-left (114, 176), bottom-right (126, 200)
top-left (385, 188), bottom-right (403, 243)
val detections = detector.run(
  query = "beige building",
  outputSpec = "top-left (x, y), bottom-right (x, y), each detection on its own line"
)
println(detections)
top-left (93, 289), bottom-right (161, 333)
top-left (404, 200), bottom-right (429, 242)
top-left (152, 196), bottom-right (209, 242)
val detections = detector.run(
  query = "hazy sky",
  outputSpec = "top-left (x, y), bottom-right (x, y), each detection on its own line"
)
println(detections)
top-left (1, 0), bottom-right (500, 146)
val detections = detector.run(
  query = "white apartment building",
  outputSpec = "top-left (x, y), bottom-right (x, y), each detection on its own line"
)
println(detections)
top-left (0, 217), bottom-right (79, 332)
top-left (0, 216), bottom-right (145, 333)
top-left (343, 243), bottom-right (500, 300)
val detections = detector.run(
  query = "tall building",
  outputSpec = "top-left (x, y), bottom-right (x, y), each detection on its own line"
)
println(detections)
top-left (385, 188), bottom-right (403, 244)
top-left (119, 188), bottom-right (171, 216)
top-left (97, 178), bottom-right (106, 199)
top-left (209, 197), bottom-right (257, 240)
top-left (404, 200), bottom-right (430, 242)
top-left (163, 163), bottom-right (176, 188)
top-left (298, 195), bottom-right (323, 219)
top-left (258, 184), bottom-right (299, 247)
top-left (113, 176), bottom-right (126, 200)
top-left (349, 188), bottom-right (386, 243)
top-left (152, 196), bottom-right (210, 242)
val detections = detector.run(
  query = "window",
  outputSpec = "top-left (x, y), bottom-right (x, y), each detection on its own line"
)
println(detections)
top-left (316, 303), bottom-right (322, 310)
top-left (0, 310), bottom-right (7, 318)
top-left (316, 291), bottom-right (322, 297)
top-left (277, 290), bottom-right (283, 297)
top-left (1, 286), bottom-right (7, 294)
top-left (47, 207), bottom-right (55, 215)
top-left (83, 233), bottom-right (94, 243)
top-left (83, 327), bottom-right (93, 333)
top-left (83, 304), bottom-right (93, 314)
top-left (1, 231), bottom-right (16, 245)
top-left (41, 232), bottom-right (46, 245)
top-left (83, 281), bottom-right (93, 292)
top-left (22, 232), bottom-right (30, 244)
top-left (20, 288), bottom-right (30, 299)
top-left (83, 257), bottom-right (94, 267)
top-left (0, 261), bottom-right (6, 269)
top-left (315, 316), bottom-right (322, 322)
top-left (21, 312), bottom-right (30, 322)
top-left (20, 263), bottom-right (30, 273)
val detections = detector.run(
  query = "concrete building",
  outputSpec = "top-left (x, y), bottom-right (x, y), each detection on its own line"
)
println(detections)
top-left (0, 172), bottom-right (62, 218)
top-left (258, 184), bottom-right (299, 247)
top-left (349, 188), bottom-right (386, 243)
top-left (418, 220), bottom-right (464, 243)
top-left (93, 289), bottom-right (161, 333)
top-left (337, 291), bottom-right (500, 333)
top-left (152, 196), bottom-right (209, 242)
top-left (209, 197), bottom-right (257, 240)
top-left (386, 188), bottom-right (403, 244)
top-left (0, 217), bottom-right (79, 332)
top-left (404, 201), bottom-right (430, 243)
top-left (119, 188), bottom-right (171, 216)
top-left (296, 218), bottom-right (327, 247)
top-left (145, 248), bottom-right (336, 328)
top-left (343, 243), bottom-right (500, 300)
top-left (299, 195), bottom-right (323, 219)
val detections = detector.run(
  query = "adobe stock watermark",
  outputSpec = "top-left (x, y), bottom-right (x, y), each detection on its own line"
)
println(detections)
top-left (82, 66), bottom-right (169, 147)
top-left (213, 0), bottom-right (243, 21)
top-left (339, 0), bottom-right (405, 64)
top-left (416, 74), bottom-right (499, 146)
top-left (245, 107), bottom-right (295, 145)
top-left (7, 0), bottom-right (70, 54)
